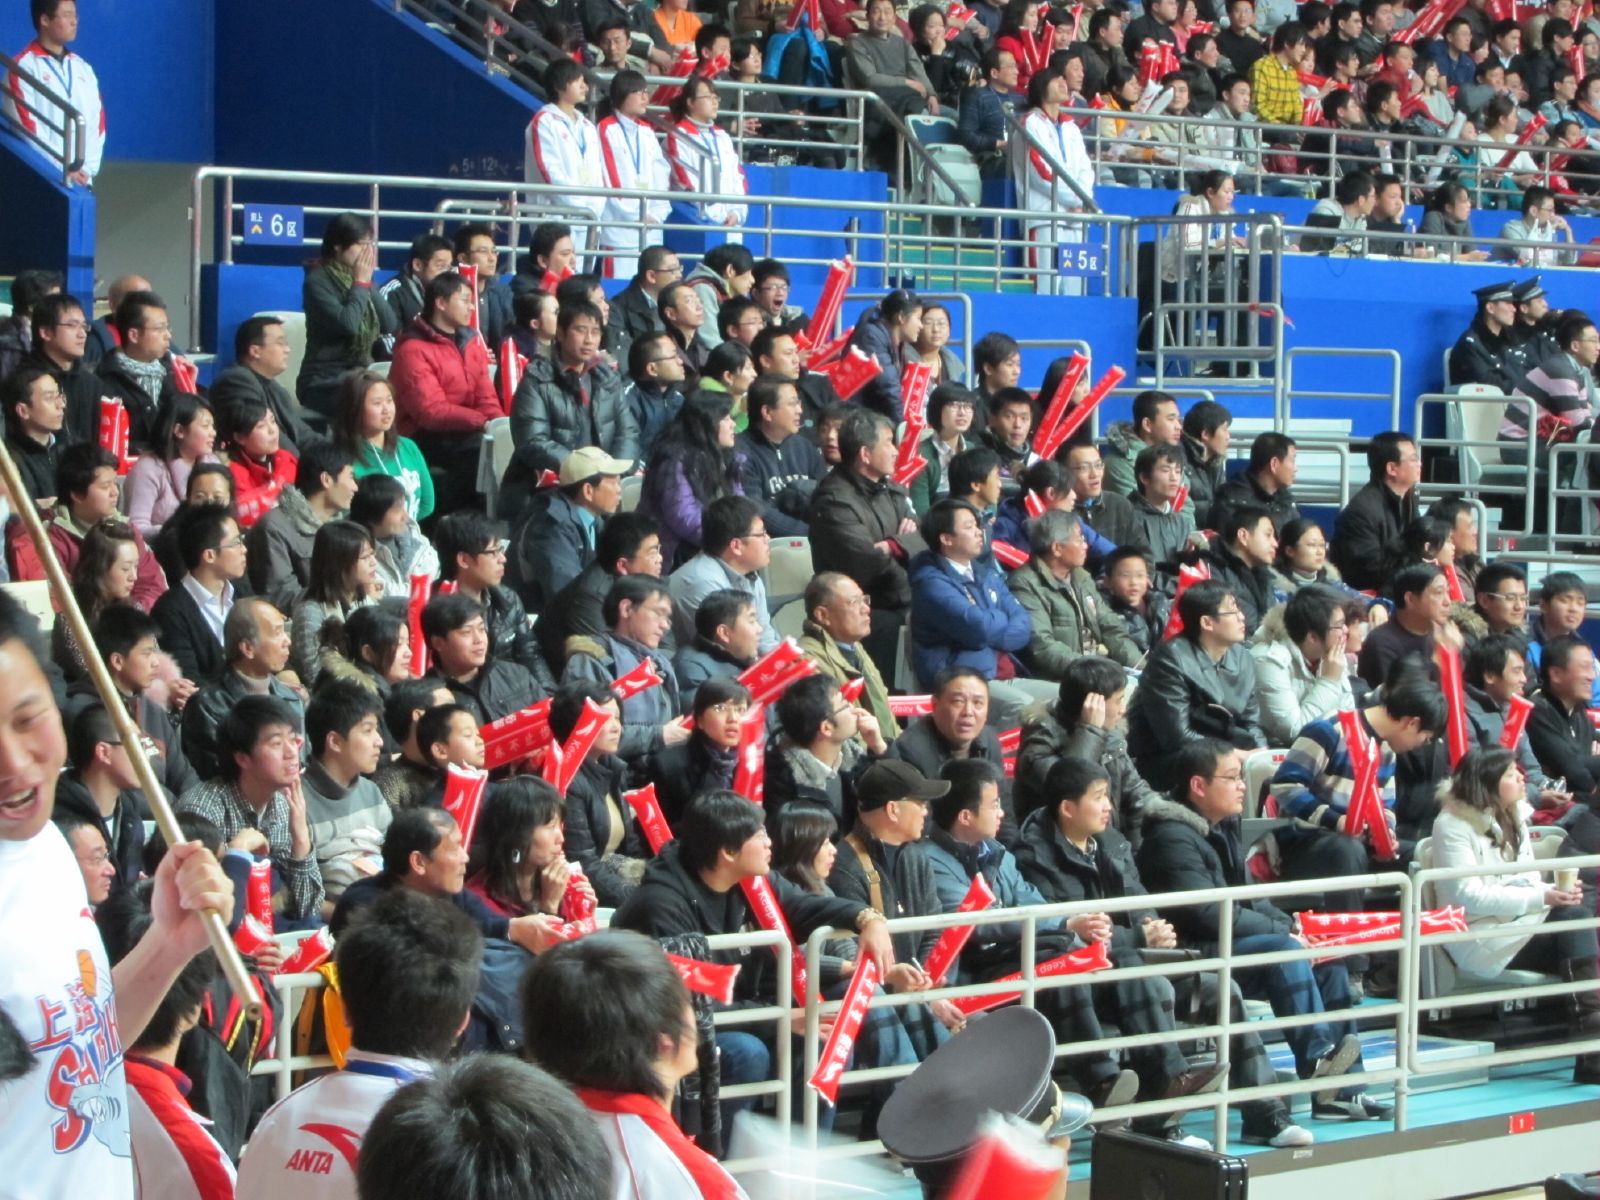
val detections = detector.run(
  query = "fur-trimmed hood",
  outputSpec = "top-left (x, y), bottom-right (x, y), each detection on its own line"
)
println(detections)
top-left (1140, 794), bottom-right (1212, 837)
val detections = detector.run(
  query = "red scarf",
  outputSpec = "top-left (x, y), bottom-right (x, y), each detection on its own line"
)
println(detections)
top-left (576, 1089), bottom-right (742, 1200)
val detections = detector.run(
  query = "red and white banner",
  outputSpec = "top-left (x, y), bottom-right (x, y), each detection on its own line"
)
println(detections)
top-left (922, 873), bottom-right (996, 986)
top-left (98, 397), bottom-right (131, 476)
top-left (740, 875), bottom-right (810, 1007)
top-left (625, 783), bottom-right (675, 853)
top-left (233, 913), bottom-right (274, 959)
top-left (1496, 113), bottom-right (1547, 171)
top-left (733, 703), bottom-right (767, 805)
top-left (950, 940), bottom-right (1111, 1016)
top-left (246, 859), bottom-right (274, 933)
top-left (1297, 907), bottom-right (1468, 960)
top-left (888, 695), bottom-right (935, 718)
top-left (1337, 709), bottom-right (1398, 860)
top-left (798, 257), bottom-right (855, 352)
top-left (1437, 640), bottom-right (1471, 769)
top-left (1041, 366), bottom-right (1125, 459)
top-left (817, 347), bottom-right (880, 403)
top-left (1162, 560), bottom-right (1212, 640)
top-left (1024, 490), bottom-right (1048, 518)
top-left (945, 1117), bottom-right (1066, 1200)
top-left (611, 656), bottom-right (665, 701)
top-left (481, 700), bottom-right (554, 770)
top-left (408, 573), bottom-right (431, 678)
top-left (1502, 693), bottom-right (1534, 750)
top-left (540, 264), bottom-right (576, 295)
top-left (279, 927), bottom-right (336, 976)
top-left (991, 541), bottom-right (1029, 569)
top-left (543, 698), bottom-right (612, 795)
top-left (684, 640), bottom-right (815, 731)
top-left (1030, 352), bottom-right (1089, 458)
top-left (807, 956), bottom-right (881, 1104)
top-left (458, 263), bottom-right (481, 331)
top-left (900, 361), bottom-right (933, 430)
top-left (891, 452), bottom-right (929, 489)
top-left (667, 952), bottom-right (742, 1005)
top-left (441, 763), bottom-right (490, 850)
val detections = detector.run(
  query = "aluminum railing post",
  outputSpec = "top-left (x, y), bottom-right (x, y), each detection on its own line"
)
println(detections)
top-left (1215, 882), bottom-right (1235, 1151)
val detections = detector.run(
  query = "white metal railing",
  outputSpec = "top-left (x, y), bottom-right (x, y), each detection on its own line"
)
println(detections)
top-left (1284, 347), bottom-right (1403, 430)
top-left (187, 164), bottom-right (1140, 351)
top-left (0, 45), bottom-right (86, 185)
top-left (799, 871), bottom-right (1412, 1152)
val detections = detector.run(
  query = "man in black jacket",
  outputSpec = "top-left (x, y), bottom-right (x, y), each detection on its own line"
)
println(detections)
top-left (888, 666), bottom-right (1018, 844)
top-left (1137, 739), bottom-right (1384, 1122)
top-left (537, 512), bottom-right (665, 670)
top-left (151, 504), bottom-right (250, 685)
top-left (208, 315), bottom-right (321, 456)
top-left (829, 760), bottom-right (965, 1060)
top-left (1201, 504), bottom-right (1280, 638)
top-left (1206, 432), bottom-right (1301, 534)
top-left (1448, 279), bottom-right (1520, 393)
top-left (54, 702), bottom-right (147, 890)
top-left (613, 790), bottom-right (894, 1120)
top-left (1528, 634), bottom-right (1600, 795)
top-left (1330, 430), bottom-right (1420, 591)
top-left (1123, 0), bottom-right (1179, 61)
top-left (421, 592), bottom-right (543, 726)
top-left (1062, 442), bottom-right (1141, 550)
top-left (2, 364), bottom-right (65, 505)
top-left (375, 232), bottom-right (455, 359)
top-left (20, 292), bottom-right (101, 447)
top-left (181, 599), bottom-right (306, 779)
top-left (435, 511), bottom-right (559, 692)
top-left (94, 289), bottom-right (184, 452)
top-left (1011, 758), bottom-right (1261, 1145)
top-left (607, 246), bottom-right (679, 352)
top-left (736, 374), bottom-right (825, 538)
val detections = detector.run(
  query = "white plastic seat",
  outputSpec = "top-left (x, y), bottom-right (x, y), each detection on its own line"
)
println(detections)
top-left (621, 475), bottom-right (644, 513)
top-left (1, 579), bottom-right (55, 633)
top-left (1242, 748), bottom-right (1291, 819)
top-left (772, 597), bottom-right (806, 641)
top-left (252, 310), bottom-right (308, 397)
top-left (765, 536), bottom-right (814, 610)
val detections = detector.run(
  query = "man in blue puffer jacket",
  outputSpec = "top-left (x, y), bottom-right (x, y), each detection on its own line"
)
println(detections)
top-left (909, 498), bottom-right (1057, 726)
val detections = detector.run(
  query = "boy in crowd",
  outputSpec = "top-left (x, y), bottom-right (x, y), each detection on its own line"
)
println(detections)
top-left (300, 680), bottom-right (392, 906)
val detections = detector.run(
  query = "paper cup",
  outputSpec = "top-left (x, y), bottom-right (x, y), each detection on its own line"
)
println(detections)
top-left (1556, 867), bottom-right (1580, 891)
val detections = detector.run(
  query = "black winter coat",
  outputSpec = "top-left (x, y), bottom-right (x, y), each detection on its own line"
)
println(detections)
top-left (1134, 796), bottom-right (1294, 954)
top-left (507, 353), bottom-right (639, 484)
top-left (1331, 480), bottom-right (1418, 591)
top-left (1010, 812), bottom-right (1152, 953)
top-left (807, 467), bottom-right (916, 612)
top-left (888, 715), bottom-right (1017, 845)
top-left (563, 753), bottom-right (648, 906)
top-left (827, 827), bottom-right (941, 963)
top-left (613, 842), bottom-right (864, 1006)
top-left (426, 659), bottom-right (543, 726)
top-left (1125, 637), bottom-right (1265, 790)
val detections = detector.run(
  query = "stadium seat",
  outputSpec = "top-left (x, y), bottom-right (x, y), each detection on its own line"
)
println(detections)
top-left (479, 418), bottom-right (513, 518)
top-left (253, 310), bottom-right (307, 393)
top-left (621, 475), bottom-right (643, 513)
top-left (907, 115), bottom-right (981, 208)
top-left (765, 536), bottom-right (813, 611)
top-left (1242, 748), bottom-right (1290, 819)
top-left (1413, 836), bottom-right (1553, 1005)
top-left (772, 597), bottom-right (805, 641)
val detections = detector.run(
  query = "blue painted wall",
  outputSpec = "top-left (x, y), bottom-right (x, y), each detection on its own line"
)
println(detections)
top-left (212, 0), bottom-right (535, 180)
top-left (0, 126), bottom-right (94, 299)
top-left (0, 0), bottom-right (214, 162)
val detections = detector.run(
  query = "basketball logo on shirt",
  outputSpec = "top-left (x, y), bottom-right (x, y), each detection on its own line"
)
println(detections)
top-left (28, 915), bottom-right (130, 1158)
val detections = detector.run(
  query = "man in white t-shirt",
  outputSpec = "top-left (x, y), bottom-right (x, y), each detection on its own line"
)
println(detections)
top-left (235, 889), bottom-right (483, 1199)
top-left (0, 589), bottom-right (233, 1199)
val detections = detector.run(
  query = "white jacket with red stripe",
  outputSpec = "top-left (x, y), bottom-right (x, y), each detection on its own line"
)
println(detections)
top-left (4, 39), bottom-right (105, 176)
top-left (525, 104), bottom-right (606, 219)
top-left (1015, 108), bottom-right (1094, 218)
top-left (126, 1058), bottom-right (236, 1200)
top-left (666, 118), bottom-right (748, 227)
top-left (598, 113), bottom-right (672, 254)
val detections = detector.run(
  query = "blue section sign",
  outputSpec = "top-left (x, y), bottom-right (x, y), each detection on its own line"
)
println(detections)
top-left (243, 205), bottom-right (305, 246)
top-left (1059, 244), bottom-right (1105, 277)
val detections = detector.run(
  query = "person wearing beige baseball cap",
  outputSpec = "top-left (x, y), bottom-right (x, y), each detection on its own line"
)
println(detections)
top-left (511, 446), bottom-right (633, 614)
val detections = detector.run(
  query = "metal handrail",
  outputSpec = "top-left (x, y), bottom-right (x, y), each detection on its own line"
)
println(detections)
top-left (188, 164), bottom-right (1139, 350)
top-left (1001, 105), bottom-right (1099, 213)
top-left (1069, 99), bottom-right (1600, 206)
top-left (0, 44), bottom-right (86, 184)
top-left (798, 870), bottom-right (1414, 1151)
top-left (389, 0), bottom-right (970, 209)
top-left (1284, 346), bottom-right (1403, 431)
top-left (1546, 441), bottom-right (1600, 553)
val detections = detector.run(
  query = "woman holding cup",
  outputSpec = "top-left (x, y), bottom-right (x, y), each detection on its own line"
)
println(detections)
top-left (1433, 747), bottom-right (1600, 1083)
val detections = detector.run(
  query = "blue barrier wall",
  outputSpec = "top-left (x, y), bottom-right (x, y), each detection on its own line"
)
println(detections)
top-left (0, 127), bottom-right (94, 299)
top-left (0, 0), bottom-right (214, 163)
top-left (213, 0), bottom-right (534, 180)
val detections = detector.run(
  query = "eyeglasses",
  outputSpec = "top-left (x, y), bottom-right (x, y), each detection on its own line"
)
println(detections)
top-left (476, 542), bottom-right (509, 558)
top-left (1072, 460), bottom-right (1105, 473)
top-left (1210, 772), bottom-right (1245, 784)
top-left (77, 848), bottom-right (111, 867)
top-left (52, 319), bottom-right (87, 331)
top-left (707, 701), bottom-right (749, 717)
top-left (740, 529), bottom-right (771, 540)
top-left (1214, 607), bottom-right (1244, 618)
top-left (218, 536), bottom-right (246, 550)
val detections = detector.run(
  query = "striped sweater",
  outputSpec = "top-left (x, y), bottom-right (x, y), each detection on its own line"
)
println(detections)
top-left (1268, 713), bottom-right (1396, 847)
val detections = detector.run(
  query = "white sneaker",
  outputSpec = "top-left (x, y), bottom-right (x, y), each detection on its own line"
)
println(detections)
top-left (1165, 1130), bottom-right (1215, 1151)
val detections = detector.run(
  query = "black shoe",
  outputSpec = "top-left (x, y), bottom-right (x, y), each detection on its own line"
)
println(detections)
top-left (1157, 1063), bottom-right (1230, 1127)
top-left (1310, 1034), bottom-right (1363, 1106)
top-left (1088, 1069), bottom-right (1139, 1129)
top-left (1312, 1093), bottom-right (1394, 1122)
top-left (1241, 1107), bottom-right (1315, 1147)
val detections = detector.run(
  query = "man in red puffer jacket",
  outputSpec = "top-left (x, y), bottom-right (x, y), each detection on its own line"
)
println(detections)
top-left (389, 272), bottom-right (502, 515)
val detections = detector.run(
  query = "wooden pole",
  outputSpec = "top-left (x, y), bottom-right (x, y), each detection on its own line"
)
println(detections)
top-left (0, 440), bottom-right (261, 1019)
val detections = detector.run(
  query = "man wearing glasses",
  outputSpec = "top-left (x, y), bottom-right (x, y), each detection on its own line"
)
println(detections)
top-left (668, 495), bottom-right (779, 654)
top-left (607, 246), bottom-right (681, 350)
top-left (19, 291), bottom-right (103, 447)
top-left (1330, 430), bottom-right (1420, 591)
top-left (1126, 581), bottom-right (1266, 791)
top-left (1471, 561), bottom-right (1531, 639)
top-left (95, 289), bottom-right (188, 450)
top-left (1063, 442), bottom-right (1140, 552)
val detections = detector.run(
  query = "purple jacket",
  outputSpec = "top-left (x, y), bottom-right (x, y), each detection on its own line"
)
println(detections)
top-left (640, 456), bottom-right (746, 565)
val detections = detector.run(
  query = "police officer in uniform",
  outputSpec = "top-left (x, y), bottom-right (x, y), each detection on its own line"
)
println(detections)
top-left (1504, 275), bottom-right (1555, 378)
top-left (1448, 279), bottom-right (1521, 392)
